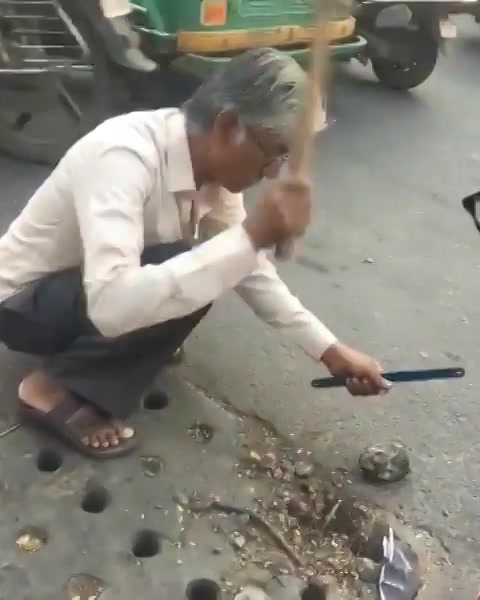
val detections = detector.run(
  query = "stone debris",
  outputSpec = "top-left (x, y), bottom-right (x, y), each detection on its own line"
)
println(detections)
top-left (238, 564), bottom-right (272, 587)
top-left (140, 455), bottom-right (163, 477)
top-left (230, 531), bottom-right (247, 550)
top-left (225, 437), bottom-right (388, 594)
top-left (355, 557), bottom-right (381, 584)
top-left (0, 422), bottom-right (19, 438)
top-left (15, 527), bottom-right (48, 553)
top-left (234, 586), bottom-right (271, 600)
top-left (294, 461), bottom-right (314, 479)
top-left (266, 575), bottom-right (305, 600)
top-left (228, 563), bottom-right (273, 590)
top-left (0, 357), bottom-right (435, 599)
top-left (188, 421), bottom-right (215, 443)
top-left (312, 574), bottom-right (341, 598)
top-left (358, 442), bottom-right (410, 483)
top-left (172, 492), bottom-right (190, 507)
top-left (359, 583), bottom-right (377, 599)
top-left (64, 574), bottom-right (108, 600)
top-left (196, 425), bottom-right (423, 599)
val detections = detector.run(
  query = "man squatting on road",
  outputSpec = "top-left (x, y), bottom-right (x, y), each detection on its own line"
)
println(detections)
top-left (0, 49), bottom-right (391, 459)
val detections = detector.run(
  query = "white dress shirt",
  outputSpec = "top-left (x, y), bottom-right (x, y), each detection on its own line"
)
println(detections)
top-left (0, 109), bottom-right (337, 359)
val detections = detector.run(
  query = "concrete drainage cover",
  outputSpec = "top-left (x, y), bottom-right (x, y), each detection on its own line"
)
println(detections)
top-left (0, 369), bottom-right (434, 599)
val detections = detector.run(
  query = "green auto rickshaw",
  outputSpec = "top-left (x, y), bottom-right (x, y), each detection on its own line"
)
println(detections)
top-left (0, 0), bottom-right (366, 165)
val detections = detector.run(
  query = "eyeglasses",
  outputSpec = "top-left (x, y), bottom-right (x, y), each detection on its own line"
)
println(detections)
top-left (246, 127), bottom-right (289, 166)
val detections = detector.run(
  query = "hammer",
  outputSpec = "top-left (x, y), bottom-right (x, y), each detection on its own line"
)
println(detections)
top-left (275, 5), bottom-right (330, 260)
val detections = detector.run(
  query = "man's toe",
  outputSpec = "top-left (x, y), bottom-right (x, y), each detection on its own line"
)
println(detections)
top-left (121, 426), bottom-right (135, 439)
top-left (104, 430), bottom-right (119, 447)
top-left (110, 434), bottom-right (120, 447)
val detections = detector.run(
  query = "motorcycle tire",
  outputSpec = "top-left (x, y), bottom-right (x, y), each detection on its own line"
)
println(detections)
top-left (0, 0), bottom-right (127, 166)
top-left (370, 28), bottom-right (438, 91)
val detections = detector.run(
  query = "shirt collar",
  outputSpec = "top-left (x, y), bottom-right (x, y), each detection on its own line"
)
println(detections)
top-left (164, 109), bottom-right (196, 193)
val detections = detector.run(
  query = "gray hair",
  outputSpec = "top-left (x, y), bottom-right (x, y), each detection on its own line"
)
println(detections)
top-left (183, 47), bottom-right (308, 140)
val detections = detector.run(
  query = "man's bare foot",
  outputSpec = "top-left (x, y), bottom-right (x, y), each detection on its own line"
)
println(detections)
top-left (18, 371), bottom-right (135, 451)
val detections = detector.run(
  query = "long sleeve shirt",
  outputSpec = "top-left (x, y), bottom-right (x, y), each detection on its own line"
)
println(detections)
top-left (0, 108), bottom-right (337, 359)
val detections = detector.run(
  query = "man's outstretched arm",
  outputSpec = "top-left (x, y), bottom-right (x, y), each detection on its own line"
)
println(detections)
top-left (202, 190), bottom-right (390, 397)
top-left (235, 253), bottom-right (337, 358)
top-left (237, 253), bottom-right (390, 396)
top-left (201, 189), bottom-right (336, 357)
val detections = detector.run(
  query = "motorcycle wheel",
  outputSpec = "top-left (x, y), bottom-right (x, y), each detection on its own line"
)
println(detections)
top-left (370, 28), bottom-right (438, 91)
top-left (0, 0), bottom-right (128, 166)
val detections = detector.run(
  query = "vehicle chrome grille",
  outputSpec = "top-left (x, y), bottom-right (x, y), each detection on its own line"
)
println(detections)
top-left (0, 0), bottom-right (92, 73)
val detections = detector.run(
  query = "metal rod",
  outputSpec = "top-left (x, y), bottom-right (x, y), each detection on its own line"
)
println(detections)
top-left (0, 14), bottom-right (59, 20)
top-left (0, 63), bottom-right (91, 73)
top-left (52, 0), bottom-right (90, 57)
top-left (12, 44), bottom-right (69, 49)
top-left (56, 79), bottom-right (83, 121)
top-left (23, 58), bottom-right (83, 63)
top-left (14, 29), bottom-right (64, 34)
top-left (130, 3), bottom-right (147, 12)
top-left (2, 1), bottom-right (53, 4)
top-left (311, 367), bottom-right (466, 389)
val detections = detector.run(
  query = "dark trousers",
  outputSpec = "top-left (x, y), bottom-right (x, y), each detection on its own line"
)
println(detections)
top-left (0, 243), bottom-right (211, 419)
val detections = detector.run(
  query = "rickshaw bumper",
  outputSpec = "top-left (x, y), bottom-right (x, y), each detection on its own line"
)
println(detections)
top-left (174, 35), bottom-right (367, 76)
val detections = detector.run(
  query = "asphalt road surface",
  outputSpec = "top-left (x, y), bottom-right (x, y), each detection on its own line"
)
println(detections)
top-left (1, 17), bottom-right (480, 598)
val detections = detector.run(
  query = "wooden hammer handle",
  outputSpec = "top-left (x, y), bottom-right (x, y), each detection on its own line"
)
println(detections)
top-left (275, 20), bottom-right (329, 260)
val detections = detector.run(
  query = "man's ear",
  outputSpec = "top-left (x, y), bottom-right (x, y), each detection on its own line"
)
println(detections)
top-left (212, 111), bottom-right (241, 145)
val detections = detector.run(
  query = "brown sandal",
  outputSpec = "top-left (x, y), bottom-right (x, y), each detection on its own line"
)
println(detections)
top-left (18, 394), bottom-right (137, 460)
top-left (167, 346), bottom-right (185, 365)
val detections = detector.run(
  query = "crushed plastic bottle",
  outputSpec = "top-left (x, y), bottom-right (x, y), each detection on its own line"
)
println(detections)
top-left (379, 527), bottom-right (421, 600)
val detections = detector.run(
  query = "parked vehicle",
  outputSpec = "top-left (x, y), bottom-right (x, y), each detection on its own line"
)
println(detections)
top-left (353, 0), bottom-right (462, 90)
top-left (0, 0), bottom-right (366, 166)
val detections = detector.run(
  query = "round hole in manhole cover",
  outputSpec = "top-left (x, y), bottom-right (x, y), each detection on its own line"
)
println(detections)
top-left (301, 584), bottom-right (327, 600)
top-left (131, 529), bottom-right (162, 558)
top-left (36, 449), bottom-right (62, 472)
top-left (81, 485), bottom-right (111, 514)
top-left (143, 390), bottom-right (169, 410)
top-left (185, 579), bottom-right (221, 600)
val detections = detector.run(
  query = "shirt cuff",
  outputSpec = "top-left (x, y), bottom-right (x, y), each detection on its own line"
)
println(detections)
top-left (295, 319), bottom-right (338, 361)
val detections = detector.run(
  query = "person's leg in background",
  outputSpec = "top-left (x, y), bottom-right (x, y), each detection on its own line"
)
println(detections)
top-left (99, 0), bottom-right (156, 71)
top-left (0, 242), bottom-right (210, 459)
